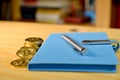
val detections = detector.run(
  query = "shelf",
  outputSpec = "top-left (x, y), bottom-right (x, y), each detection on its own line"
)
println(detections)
top-left (11, 0), bottom-right (112, 28)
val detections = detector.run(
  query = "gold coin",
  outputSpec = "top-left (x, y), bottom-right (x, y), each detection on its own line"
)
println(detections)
top-left (24, 41), bottom-right (35, 47)
top-left (25, 37), bottom-right (43, 42)
top-left (16, 47), bottom-right (37, 59)
top-left (24, 41), bottom-right (41, 50)
top-left (10, 59), bottom-right (25, 66)
top-left (32, 45), bottom-right (40, 50)
top-left (20, 59), bottom-right (30, 67)
top-left (25, 37), bottom-right (44, 47)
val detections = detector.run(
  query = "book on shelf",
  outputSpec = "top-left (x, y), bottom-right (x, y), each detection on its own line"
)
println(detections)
top-left (20, 0), bottom-right (71, 23)
top-left (64, 0), bottom-right (91, 24)
top-left (111, 0), bottom-right (120, 28)
top-left (20, 0), bottom-right (95, 24)
top-left (35, 8), bottom-right (70, 24)
top-left (20, 0), bottom-right (37, 20)
top-left (21, 0), bottom-right (38, 6)
top-left (20, 6), bottom-right (36, 20)
top-left (0, 0), bottom-right (11, 20)
top-left (64, 17), bottom-right (90, 24)
top-left (0, 0), bottom-right (3, 19)
top-left (21, 0), bottom-right (70, 8)
top-left (116, 1), bottom-right (120, 28)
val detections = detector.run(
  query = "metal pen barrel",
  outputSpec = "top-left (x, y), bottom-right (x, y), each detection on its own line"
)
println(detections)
top-left (62, 34), bottom-right (86, 54)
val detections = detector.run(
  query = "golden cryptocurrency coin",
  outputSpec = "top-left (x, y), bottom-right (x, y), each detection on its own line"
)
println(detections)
top-left (24, 41), bottom-right (35, 47)
top-left (24, 41), bottom-right (41, 50)
top-left (20, 59), bottom-right (30, 67)
top-left (32, 45), bottom-right (40, 51)
top-left (25, 37), bottom-right (44, 47)
top-left (16, 47), bottom-right (37, 59)
top-left (10, 37), bottom-right (44, 68)
top-left (10, 59), bottom-right (25, 66)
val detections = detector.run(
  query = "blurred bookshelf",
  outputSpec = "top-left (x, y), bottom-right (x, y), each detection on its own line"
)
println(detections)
top-left (0, 0), bottom-right (120, 28)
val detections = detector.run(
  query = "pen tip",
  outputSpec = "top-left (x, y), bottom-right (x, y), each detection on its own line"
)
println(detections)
top-left (61, 34), bottom-right (66, 37)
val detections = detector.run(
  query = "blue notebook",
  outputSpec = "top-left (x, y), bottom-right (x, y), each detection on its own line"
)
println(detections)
top-left (28, 32), bottom-right (118, 73)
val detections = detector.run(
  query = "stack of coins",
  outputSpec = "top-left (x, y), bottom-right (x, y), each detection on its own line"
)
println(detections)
top-left (10, 37), bottom-right (43, 67)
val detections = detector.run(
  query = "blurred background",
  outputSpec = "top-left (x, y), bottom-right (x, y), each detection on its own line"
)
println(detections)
top-left (0, 0), bottom-right (120, 28)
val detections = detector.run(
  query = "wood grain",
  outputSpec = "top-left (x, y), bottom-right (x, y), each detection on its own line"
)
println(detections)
top-left (0, 21), bottom-right (120, 80)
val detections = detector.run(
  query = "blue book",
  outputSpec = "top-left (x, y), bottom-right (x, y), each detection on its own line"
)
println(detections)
top-left (28, 32), bottom-right (118, 73)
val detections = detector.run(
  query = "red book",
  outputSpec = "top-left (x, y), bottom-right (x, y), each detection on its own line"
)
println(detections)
top-left (64, 17), bottom-right (90, 24)
top-left (23, 0), bottom-right (37, 5)
top-left (116, 4), bottom-right (120, 28)
top-left (111, 0), bottom-right (120, 28)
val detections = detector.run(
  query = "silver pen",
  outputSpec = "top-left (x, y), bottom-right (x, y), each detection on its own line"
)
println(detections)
top-left (82, 39), bottom-right (120, 52)
top-left (82, 40), bottom-right (111, 45)
top-left (62, 34), bottom-right (86, 55)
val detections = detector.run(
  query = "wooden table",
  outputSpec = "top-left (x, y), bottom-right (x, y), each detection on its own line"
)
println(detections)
top-left (0, 21), bottom-right (120, 80)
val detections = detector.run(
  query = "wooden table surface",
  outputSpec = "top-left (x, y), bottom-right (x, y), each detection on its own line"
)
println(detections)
top-left (0, 21), bottom-right (120, 80)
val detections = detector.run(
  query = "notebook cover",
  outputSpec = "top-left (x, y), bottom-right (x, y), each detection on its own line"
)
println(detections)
top-left (28, 32), bottom-right (118, 72)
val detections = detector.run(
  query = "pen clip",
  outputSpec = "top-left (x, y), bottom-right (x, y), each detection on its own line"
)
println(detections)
top-left (110, 40), bottom-right (120, 52)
